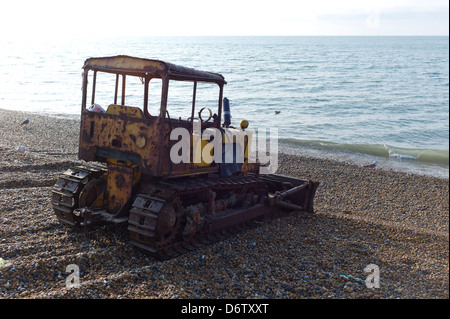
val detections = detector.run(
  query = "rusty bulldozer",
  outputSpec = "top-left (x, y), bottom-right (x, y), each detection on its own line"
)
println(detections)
top-left (51, 56), bottom-right (319, 259)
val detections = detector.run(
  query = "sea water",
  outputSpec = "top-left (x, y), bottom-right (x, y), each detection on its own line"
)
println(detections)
top-left (0, 36), bottom-right (448, 177)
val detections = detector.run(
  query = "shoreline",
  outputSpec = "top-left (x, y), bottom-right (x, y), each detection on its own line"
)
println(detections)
top-left (278, 140), bottom-right (449, 179)
top-left (0, 107), bottom-right (448, 299)
top-left (2, 107), bottom-right (448, 179)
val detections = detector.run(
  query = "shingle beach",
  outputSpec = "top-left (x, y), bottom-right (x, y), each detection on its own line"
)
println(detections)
top-left (0, 108), bottom-right (448, 299)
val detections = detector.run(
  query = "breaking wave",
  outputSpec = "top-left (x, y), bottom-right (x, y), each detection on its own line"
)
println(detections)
top-left (279, 138), bottom-right (449, 169)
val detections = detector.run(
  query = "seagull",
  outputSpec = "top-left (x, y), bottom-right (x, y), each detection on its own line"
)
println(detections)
top-left (20, 117), bottom-right (29, 125)
top-left (17, 145), bottom-right (26, 160)
top-left (274, 111), bottom-right (281, 115)
top-left (364, 160), bottom-right (378, 168)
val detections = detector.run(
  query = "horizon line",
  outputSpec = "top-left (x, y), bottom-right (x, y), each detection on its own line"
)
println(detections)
top-left (71, 34), bottom-right (450, 38)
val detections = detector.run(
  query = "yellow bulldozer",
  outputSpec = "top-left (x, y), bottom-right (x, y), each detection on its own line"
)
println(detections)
top-left (51, 56), bottom-right (319, 259)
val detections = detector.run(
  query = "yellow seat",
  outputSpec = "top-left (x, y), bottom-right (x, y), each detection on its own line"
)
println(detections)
top-left (106, 104), bottom-right (144, 119)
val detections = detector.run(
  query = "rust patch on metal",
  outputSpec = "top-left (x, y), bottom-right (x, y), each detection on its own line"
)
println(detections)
top-left (107, 164), bottom-right (134, 213)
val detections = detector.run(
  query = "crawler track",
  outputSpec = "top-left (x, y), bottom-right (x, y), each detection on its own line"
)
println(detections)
top-left (128, 175), bottom-right (275, 260)
top-left (51, 164), bottom-right (107, 226)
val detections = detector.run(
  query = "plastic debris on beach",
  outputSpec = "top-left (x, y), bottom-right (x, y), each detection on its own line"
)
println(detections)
top-left (339, 273), bottom-right (366, 285)
top-left (0, 258), bottom-right (12, 271)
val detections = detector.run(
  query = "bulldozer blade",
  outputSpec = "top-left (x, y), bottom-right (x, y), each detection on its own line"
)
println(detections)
top-left (261, 174), bottom-right (319, 214)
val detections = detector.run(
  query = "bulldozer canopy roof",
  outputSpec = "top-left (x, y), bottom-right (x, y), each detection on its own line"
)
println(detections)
top-left (83, 55), bottom-right (226, 85)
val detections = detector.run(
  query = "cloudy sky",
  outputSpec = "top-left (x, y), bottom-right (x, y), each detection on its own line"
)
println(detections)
top-left (2, 0), bottom-right (448, 39)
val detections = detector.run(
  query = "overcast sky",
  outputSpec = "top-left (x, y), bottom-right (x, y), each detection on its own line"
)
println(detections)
top-left (2, 0), bottom-right (449, 39)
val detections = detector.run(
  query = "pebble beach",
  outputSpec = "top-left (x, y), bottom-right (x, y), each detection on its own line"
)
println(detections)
top-left (0, 108), bottom-right (448, 299)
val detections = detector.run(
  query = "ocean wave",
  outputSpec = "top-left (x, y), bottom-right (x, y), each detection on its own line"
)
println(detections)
top-left (279, 138), bottom-right (449, 169)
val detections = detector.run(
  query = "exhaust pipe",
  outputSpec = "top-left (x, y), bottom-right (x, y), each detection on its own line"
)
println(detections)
top-left (223, 97), bottom-right (231, 128)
